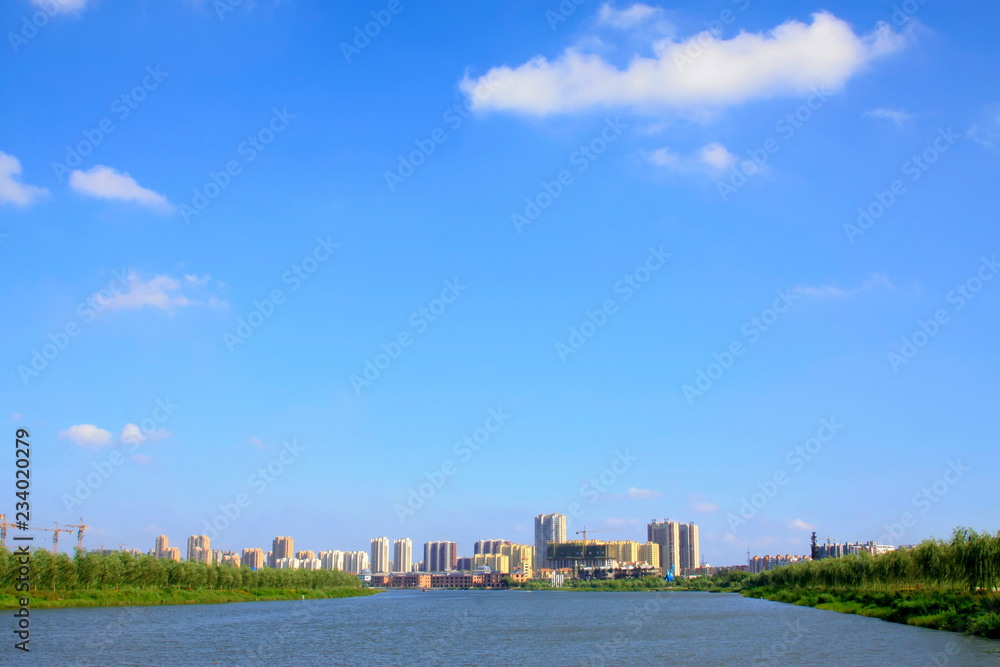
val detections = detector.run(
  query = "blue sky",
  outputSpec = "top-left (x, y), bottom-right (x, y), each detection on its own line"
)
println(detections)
top-left (2, 0), bottom-right (998, 565)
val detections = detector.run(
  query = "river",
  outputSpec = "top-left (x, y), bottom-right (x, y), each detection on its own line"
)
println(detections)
top-left (9, 590), bottom-right (1000, 665)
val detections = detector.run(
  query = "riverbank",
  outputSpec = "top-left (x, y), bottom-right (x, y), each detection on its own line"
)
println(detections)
top-left (0, 585), bottom-right (377, 609)
top-left (744, 587), bottom-right (1000, 639)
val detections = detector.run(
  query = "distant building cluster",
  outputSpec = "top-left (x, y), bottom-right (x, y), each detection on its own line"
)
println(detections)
top-left (142, 513), bottom-right (703, 587)
top-left (749, 536), bottom-right (898, 574)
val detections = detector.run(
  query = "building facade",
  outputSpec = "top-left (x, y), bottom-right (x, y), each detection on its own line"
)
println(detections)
top-left (423, 541), bottom-right (457, 572)
top-left (241, 548), bottom-right (265, 569)
top-left (393, 538), bottom-right (412, 574)
top-left (270, 536), bottom-right (294, 568)
top-left (679, 522), bottom-right (700, 573)
top-left (534, 513), bottom-right (567, 572)
top-left (187, 535), bottom-right (211, 563)
top-left (648, 520), bottom-right (681, 574)
top-left (371, 537), bottom-right (391, 574)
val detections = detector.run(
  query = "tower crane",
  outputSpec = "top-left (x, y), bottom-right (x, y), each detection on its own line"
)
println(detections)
top-left (33, 522), bottom-right (73, 554)
top-left (575, 526), bottom-right (627, 546)
top-left (0, 514), bottom-right (13, 549)
top-left (64, 518), bottom-right (87, 553)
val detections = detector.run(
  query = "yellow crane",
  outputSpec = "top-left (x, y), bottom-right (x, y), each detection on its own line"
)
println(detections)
top-left (575, 526), bottom-right (626, 546)
top-left (0, 514), bottom-right (13, 549)
top-left (64, 518), bottom-right (87, 553)
top-left (34, 522), bottom-right (74, 554)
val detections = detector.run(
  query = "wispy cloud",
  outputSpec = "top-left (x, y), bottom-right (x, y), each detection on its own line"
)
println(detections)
top-left (121, 423), bottom-right (171, 446)
top-left (59, 424), bottom-right (114, 449)
top-left (0, 151), bottom-right (49, 207)
top-left (32, 0), bottom-right (90, 14)
top-left (250, 436), bottom-right (266, 451)
top-left (96, 271), bottom-right (226, 313)
top-left (626, 487), bottom-right (661, 499)
top-left (69, 165), bottom-right (173, 212)
top-left (788, 518), bottom-right (817, 531)
top-left (688, 493), bottom-right (719, 514)
top-left (649, 142), bottom-right (736, 173)
top-left (793, 273), bottom-right (893, 299)
top-left (596, 2), bottom-right (672, 33)
top-left (462, 11), bottom-right (907, 115)
top-left (864, 108), bottom-right (913, 125)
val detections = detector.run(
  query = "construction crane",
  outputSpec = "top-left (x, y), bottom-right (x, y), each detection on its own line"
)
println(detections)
top-left (575, 526), bottom-right (626, 546)
top-left (64, 518), bottom-right (87, 553)
top-left (0, 514), bottom-right (13, 549)
top-left (33, 522), bottom-right (73, 554)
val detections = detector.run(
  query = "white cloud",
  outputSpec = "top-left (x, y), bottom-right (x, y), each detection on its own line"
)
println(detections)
top-left (462, 11), bottom-right (906, 115)
top-left (121, 423), bottom-right (170, 446)
top-left (688, 493), bottom-right (719, 514)
top-left (0, 151), bottom-right (49, 206)
top-left (250, 436), bottom-right (266, 451)
top-left (966, 105), bottom-right (1000, 148)
top-left (59, 424), bottom-right (113, 449)
top-left (793, 273), bottom-right (893, 299)
top-left (69, 165), bottom-right (172, 212)
top-left (649, 142), bottom-right (736, 172)
top-left (597, 3), bottom-right (667, 30)
top-left (864, 108), bottom-right (912, 125)
top-left (626, 487), bottom-right (661, 499)
top-left (32, 0), bottom-right (89, 14)
top-left (788, 518), bottom-right (817, 531)
top-left (96, 271), bottom-right (226, 312)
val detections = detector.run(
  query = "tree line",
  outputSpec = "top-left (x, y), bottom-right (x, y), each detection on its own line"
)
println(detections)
top-left (745, 528), bottom-right (1000, 593)
top-left (0, 548), bottom-right (362, 592)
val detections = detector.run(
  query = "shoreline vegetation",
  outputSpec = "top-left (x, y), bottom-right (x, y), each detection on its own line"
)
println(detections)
top-left (0, 548), bottom-right (374, 610)
top-left (508, 528), bottom-right (1000, 640)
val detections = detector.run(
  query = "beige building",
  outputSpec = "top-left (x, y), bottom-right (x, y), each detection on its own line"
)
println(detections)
top-left (296, 550), bottom-right (317, 560)
top-left (187, 535), bottom-right (211, 563)
top-left (270, 536), bottom-right (294, 568)
top-left (500, 543), bottom-right (534, 578)
top-left (371, 537), bottom-right (391, 574)
top-left (163, 547), bottom-right (181, 562)
top-left (679, 523), bottom-right (700, 572)
top-left (473, 553), bottom-right (510, 573)
top-left (155, 535), bottom-right (170, 559)
top-left (393, 538), bottom-right (412, 574)
top-left (637, 542), bottom-right (660, 568)
top-left (242, 548), bottom-right (265, 569)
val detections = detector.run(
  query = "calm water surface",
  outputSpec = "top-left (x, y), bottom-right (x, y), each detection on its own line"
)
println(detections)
top-left (9, 590), bottom-right (1000, 666)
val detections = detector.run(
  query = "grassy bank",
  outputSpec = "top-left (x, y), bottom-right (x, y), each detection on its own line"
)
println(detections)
top-left (744, 586), bottom-right (1000, 639)
top-left (0, 585), bottom-right (376, 609)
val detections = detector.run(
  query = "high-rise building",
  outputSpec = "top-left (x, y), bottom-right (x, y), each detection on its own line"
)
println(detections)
top-left (155, 535), bottom-right (169, 559)
top-left (270, 537), bottom-right (294, 568)
top-left (423, 541), bottom-right (457, 572)
top-left (393, 538), bottom-right (413, 574)
top-left (534, 514), bottom-right (566, 572)
top-left (637, 542), bottom-right (661, 569)
top-left (648, 520), bottom-right (681, 574)
top-left (371, 537), bottom-right (391, 574)
top-left (187, 535), bottom-right (211, 563)
top-left (296, 550), bottom-right (317, 560)
top-left (163, 547), bottom-right (181, 562)
top-left (242, 548), bottom-right (266, 569)
top-left (320, 550), bottom-right (345, 571)
top-left (474, 539), bottom-right (510, 555)
top-left (472, 553), bottom-right (510, 573)
top-left (679, 522), bottom-right (700, 572)
top-left (219, 551), bottom-right (241, 567)
top-left (342, 551), bottom-right (369, 574)
top-left (500, 543), bottom-right (534, 578)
